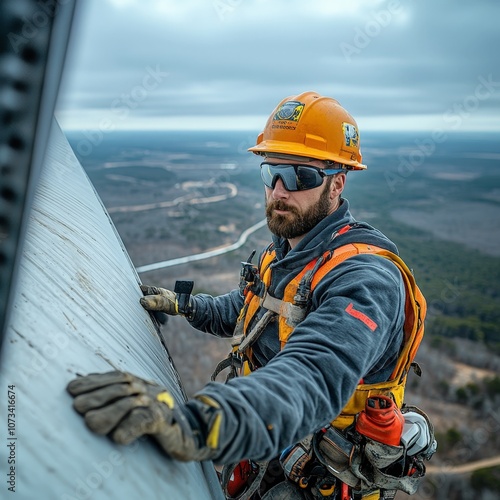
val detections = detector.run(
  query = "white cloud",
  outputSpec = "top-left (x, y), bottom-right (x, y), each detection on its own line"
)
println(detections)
top-left (57, 0), bottom-right (500, 131)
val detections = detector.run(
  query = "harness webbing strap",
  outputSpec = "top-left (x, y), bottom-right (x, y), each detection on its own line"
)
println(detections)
top-left (242, 249), bottom-right (275, 334)
top-left (238, 310), bottom-right (275, 353)
top-left (261, 294), bottom-right (306, 327)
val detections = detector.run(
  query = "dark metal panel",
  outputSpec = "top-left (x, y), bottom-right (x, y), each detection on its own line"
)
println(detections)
top-left (0, 0), bottom-right (77, 352)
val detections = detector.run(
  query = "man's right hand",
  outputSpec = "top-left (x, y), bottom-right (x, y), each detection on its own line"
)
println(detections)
top-left (140, 285), bottom-right (179, 316)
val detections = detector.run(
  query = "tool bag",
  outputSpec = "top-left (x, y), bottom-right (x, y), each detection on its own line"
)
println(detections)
top-left (280, 403), bottom-right (436, 498)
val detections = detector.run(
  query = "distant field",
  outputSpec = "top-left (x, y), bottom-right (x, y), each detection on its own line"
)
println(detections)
top-left (392, 201), bottom-right (500, 256)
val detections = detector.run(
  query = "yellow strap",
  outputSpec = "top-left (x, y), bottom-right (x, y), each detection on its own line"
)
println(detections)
top-left (196, 395), bottom-right (222, 450)
top-left (361, 491), bottom-right (381, 500)
top-left (156, 391), bottom-right (175, 409)
top-left (207, 412), bottom-right (222, 450)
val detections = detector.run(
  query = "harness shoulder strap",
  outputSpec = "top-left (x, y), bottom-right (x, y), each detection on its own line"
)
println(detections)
top-left (279, 243), bottom-right (388, 347)
top-left (311, 243), bottom-right (383, 290)
top-left (307, 244), bottom-right (426, 383)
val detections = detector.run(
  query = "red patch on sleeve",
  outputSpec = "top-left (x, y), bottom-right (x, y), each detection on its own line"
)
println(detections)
top-left (345, 302), bottom-right (378, 332)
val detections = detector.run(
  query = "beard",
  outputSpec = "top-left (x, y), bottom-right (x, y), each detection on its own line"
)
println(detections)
top-left (265, 183), bottom-right (333, 239)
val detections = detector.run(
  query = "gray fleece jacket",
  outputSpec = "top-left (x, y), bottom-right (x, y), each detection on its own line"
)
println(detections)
top-left (186, 198), bottom-right (405, 464)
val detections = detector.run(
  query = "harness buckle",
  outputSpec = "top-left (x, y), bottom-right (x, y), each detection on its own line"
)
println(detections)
top-left (211, 351), bottom-right (244, 382)
top-left (239, 250), bottom-right (258, 295)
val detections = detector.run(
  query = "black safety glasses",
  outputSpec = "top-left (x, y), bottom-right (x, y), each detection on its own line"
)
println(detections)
top-left (260, 162), bottom-right (344, 192)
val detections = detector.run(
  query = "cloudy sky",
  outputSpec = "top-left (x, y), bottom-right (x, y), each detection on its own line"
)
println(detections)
top-left (56, 0), bottom-right (500, 133)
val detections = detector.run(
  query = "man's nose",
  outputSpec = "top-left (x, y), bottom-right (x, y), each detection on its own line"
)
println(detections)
top-left (272, 177), bottom-right (290, 199)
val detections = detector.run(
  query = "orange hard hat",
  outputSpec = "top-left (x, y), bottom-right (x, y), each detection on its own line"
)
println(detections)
top-left (248, 91), bottom-right (366, 170)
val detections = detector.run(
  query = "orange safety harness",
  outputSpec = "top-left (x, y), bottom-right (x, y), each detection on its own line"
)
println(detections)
top-left (215, 225), bottom-right (430, 500)
top-left (215, 224), bottom-right (426, 430)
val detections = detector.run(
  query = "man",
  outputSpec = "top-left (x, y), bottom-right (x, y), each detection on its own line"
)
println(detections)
top-left (67, 92), bottom-right (428, 499)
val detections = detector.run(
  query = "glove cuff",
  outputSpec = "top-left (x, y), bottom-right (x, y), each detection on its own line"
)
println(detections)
top-left (183, 296), bottom-right (197, 321)
top-left (184, 395), bottom-right (223, 452)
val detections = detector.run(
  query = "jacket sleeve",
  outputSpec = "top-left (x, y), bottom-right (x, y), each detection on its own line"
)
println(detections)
top-left (194, 254), bottom-right (406, 464)
top-left (188, 289), bottom-right (244, 338)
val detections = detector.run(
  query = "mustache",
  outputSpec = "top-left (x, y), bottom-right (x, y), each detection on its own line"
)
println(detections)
top-left (266, 200), bottom-right (299, 216)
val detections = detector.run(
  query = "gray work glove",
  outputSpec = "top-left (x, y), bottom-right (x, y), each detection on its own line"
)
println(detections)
top-left (66, 371), bottom-right (222, 462)
top-left (140, 285), bottom-right (179, 315)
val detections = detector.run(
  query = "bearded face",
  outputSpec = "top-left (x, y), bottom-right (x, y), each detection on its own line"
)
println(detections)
top-left (265, 179), bottom-right (333, 239)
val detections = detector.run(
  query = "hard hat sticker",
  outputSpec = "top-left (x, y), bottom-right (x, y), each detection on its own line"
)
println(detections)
top-left (342, 123), bottom-right (359, 147)
top-left (273, 101), bottom-right (305, 122)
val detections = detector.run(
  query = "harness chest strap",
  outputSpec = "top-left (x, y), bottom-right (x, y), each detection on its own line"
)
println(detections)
top-left (241, 242), bottom-right (427, 429)
top-left (241, 245), bottom-right (324, 335)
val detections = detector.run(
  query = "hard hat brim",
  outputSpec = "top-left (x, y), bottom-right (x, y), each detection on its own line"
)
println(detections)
top-left (248, 140), bottom-right (367, 170)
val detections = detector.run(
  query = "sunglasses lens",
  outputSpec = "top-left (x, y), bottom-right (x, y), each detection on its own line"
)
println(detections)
top-left (260, 164), bottom-right (324, 192)
top-left (295, 166), bottom-right (322, 190)
top-left (260, 163), bottom-right (275, 188)
top-left (260, 164), bottom-right (295, 190)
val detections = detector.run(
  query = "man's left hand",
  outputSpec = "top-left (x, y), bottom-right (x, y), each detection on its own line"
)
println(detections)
top-left (66, 371), bottom-right (220, 462)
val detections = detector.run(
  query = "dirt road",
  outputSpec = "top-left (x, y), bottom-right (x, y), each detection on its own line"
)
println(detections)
top-left (426, 455), bottom-right (500, 475)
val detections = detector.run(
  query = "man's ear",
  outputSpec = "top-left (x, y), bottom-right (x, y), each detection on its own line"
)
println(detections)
top-left (330, 173), bottom-right (346, 200)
